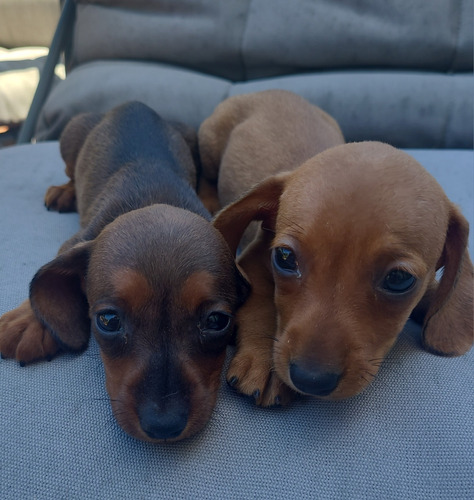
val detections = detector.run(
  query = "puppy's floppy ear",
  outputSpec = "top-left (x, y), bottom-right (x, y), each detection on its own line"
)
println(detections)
top-left (213, 173), bottom-right (289, 255)
top-left (29, 241), bottom-right (92, 352)
top-left (421, 206), bottom-right (473, 356)
top-left (235, 266), bottom-right (251, 307)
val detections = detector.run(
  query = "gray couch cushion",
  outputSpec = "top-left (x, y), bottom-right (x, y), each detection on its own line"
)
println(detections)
top-left (0, 143), bottom-right (472, 499)
top-left (34, 0), bottom-right (474, 148)
top-left (71, 0), bottom-right (473, 79)
top-left (36, 61), bottom-right (231, 140)
top-left (35, 61), bottom-right (474, 148)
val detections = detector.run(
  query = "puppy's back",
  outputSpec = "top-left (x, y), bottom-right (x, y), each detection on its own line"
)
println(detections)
top-left (199, 89), bottom-right (344, 207)
top-left (71, 102), bottom-right (195, 214)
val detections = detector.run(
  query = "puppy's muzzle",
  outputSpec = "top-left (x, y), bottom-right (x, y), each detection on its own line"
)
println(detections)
top-left (289, 362), bottom-right (342, 397)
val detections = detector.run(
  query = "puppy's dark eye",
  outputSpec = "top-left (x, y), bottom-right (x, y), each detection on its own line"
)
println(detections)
top-left (383, 269), bottom-right (416, 293)
top-left (96, 311), bottom-right (122, 335)
top-left (203, 312), bottom-right (231, 333)
top-left (272, 247), bottom-right (300, 276)
top-left (199, 311), bottom-right (233, 350)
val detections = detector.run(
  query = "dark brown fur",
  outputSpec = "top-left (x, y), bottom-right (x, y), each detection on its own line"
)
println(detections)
top-left (0, 102), bottom-right (249, 442)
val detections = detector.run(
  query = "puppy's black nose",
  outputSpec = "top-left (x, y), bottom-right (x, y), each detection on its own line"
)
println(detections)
top-left (289, 362), bottom-right (341, 396)
top-left (138, 402), bottom-right (188, 440)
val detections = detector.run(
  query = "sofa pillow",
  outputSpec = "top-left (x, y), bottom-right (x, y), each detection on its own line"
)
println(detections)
top-left (71, 0), bottom-right (473, 80)
top-left (35, 60), bottom-right (473, 149)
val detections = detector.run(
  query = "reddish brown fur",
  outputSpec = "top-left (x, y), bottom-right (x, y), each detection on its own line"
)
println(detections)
top-left (210, 113), bottom-right (473, 405)
top-left (110, 268), bottom-right (154, 313)
top-left (198, 89), bottom-right (344, 246)
top-left (180, 271), bottom-right (219, 314)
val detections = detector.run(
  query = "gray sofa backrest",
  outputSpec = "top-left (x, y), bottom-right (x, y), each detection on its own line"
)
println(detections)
top-left (35, 0), bottom-right (474, 148)
top-left (71, 0), bottom-right (472, 79)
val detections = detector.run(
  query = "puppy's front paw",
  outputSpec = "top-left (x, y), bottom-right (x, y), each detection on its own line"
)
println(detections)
top-left (44, 181), bottom-right (76, 212)
top-left (0, 300), bottom-right (60, 365)
top-left (227, 347), bottom-right (296, 407)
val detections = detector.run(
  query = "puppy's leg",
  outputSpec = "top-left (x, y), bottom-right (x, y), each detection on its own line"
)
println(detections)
top-left (226, 242), bottom-right (296, 407)
top-left (0, 220), bottom-right (93, 364)
top-left (45, 112), bottom-right (103, 212)
top-left (0, 300), bottom-right (60, 365)
top-left (5, 115), bottom-right (103, 361)
top-left (213, 174), bottom-right (296, 405)
top-left (227, 292), bottom-right (296, 407)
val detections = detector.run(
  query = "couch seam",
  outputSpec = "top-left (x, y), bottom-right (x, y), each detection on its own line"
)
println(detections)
top-left (236, 0), bottom-right (253, 84)
top-left (448, 0), bottom-right (464, 73)
top-left (442, 0), bottom-right (466, 148)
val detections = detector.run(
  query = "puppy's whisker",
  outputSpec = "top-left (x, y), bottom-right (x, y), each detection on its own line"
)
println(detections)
top-left (373, 359), bottom-right (401, 366)
top-left (91, 397), bottom-right (110, 403)
top-left (269, 365), bottom-right (280, 374)
top-left (161, 391), bottom-right (180, 400)
top-left (261, 225), bottom-right (276, 234)
top-left (262, 335), bottom-right (279, 343)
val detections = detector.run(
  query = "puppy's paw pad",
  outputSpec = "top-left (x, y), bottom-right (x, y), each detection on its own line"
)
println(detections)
top-left (0, 301), bottom-right (60, 364)
top-left (44, 182), bottom-right (76, 212)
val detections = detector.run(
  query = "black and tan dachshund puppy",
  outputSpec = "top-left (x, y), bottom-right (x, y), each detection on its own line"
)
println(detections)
top-left (0, 102), bottom-right (249, 442)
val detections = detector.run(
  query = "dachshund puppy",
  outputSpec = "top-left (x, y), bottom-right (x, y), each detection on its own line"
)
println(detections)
top-left (210, 137), bottom-right (473, 406)
top-left (0, 102), bottom-right (249, 442)
top-left (198, 89), bottom-right (345, 228)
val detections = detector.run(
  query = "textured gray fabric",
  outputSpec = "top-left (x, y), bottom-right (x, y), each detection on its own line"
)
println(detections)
top-left (35, 61), bottom-right (231, 139)
top-left (241, 0), bottom-right (474, 77)
top-left (230, 72), bottom-right (474, 148)
top-left (35, 61), bottom-right (474, 148)
top-left (71, 0), bottom-right (473, 78)
top-left (32, 1), bottom-right (474, 148)
top-left (0, 143), bottom-right (473, 499)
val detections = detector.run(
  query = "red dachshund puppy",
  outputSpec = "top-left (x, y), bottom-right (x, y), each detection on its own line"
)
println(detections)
top-left (198, 89), bottom-right (344, 241)
top-left (199, 92), bottom-right (473, 406)
top-left (0, 102), bottom-right (249, 442)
